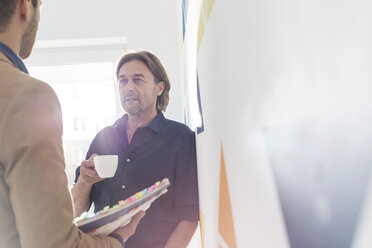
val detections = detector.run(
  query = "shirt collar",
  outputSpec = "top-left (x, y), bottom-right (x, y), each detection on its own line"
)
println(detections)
top-left (0, 41), bottom-right (29, 74)
top-left (118, 111), bottom-right (165, 133)
top-left (147, 111), bottom-right (165, 132)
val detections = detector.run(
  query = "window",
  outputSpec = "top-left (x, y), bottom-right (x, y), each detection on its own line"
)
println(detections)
top-left (25, 37), bottom-right (127, 186)
top-left (28, 63), bottom-right (122, 186)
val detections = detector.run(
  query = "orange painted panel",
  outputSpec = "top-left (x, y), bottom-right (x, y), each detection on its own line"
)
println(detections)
top-left (218, 145), bottom-right (237, 248)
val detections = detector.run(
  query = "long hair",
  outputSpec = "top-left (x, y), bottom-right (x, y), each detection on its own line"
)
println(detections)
top-left (115, 51), bottom-right (171, 112)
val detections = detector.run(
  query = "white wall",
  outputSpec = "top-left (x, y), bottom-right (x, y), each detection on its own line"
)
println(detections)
top-left (32, 0), bottom-right (183, 122)
top-left (181, 0), bottom-right (372, 247)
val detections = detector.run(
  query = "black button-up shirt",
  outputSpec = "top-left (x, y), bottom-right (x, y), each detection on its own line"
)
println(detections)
top-left (75, 112), bottom-right (199, 248)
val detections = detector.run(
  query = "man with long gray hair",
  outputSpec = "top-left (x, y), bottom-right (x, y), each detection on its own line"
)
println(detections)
top-left (72, 51), bottom-right (200, 248)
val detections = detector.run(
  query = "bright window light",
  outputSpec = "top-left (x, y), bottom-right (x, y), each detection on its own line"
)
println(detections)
top-left (29, 63), bottom-right (120, 186)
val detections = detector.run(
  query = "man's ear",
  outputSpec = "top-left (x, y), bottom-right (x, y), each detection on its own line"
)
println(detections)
top-left (19, 0), bottom-right (32, 21)
top-left (157, 81), bottom-right (165, 96)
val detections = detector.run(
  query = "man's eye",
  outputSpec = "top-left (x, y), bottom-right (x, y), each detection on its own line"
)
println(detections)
top-left (134, 78), bottom-right (143, 83)
top-left (120, 79), bottom-right (128, 84)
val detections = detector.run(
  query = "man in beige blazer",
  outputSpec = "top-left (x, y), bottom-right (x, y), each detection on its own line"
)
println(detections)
top-left (0, 0), bottom-right (144, 247)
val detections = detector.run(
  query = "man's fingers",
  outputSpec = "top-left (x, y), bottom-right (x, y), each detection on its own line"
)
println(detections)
top-left (83, 168), bottom-right (98, 178)
top-left (116, 211), bottom-right (146, 241)
top-left (129, 211), bottom-right (146, 228)
top-left (81, 159), bottom-right (95, 169)
top-left (88, 153), bottom-right (98, 160)
top-left (78, 156), bottom-right (104, 185)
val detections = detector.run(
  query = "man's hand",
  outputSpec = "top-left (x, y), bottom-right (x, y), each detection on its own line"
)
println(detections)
top-left (112, 211), bottom-right (146, 242)
top-left (79, 153), bottom-right (104, 186)
top-left (71, 153), bottom-right (105, 217)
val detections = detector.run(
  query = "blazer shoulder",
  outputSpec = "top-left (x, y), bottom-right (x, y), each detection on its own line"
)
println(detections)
top-left (0, 65), bottom-right (58, 100)
top-left (16, 74), bottom-right (61, 107)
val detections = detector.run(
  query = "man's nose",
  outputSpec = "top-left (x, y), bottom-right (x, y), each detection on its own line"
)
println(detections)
top-left (124, 79), bottom-right (136, 90)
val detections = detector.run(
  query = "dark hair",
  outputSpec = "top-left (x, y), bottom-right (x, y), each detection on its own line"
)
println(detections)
top-left (0, 0), bottom-right (38, 32)
top-left (115, 51), bottom-right (171, 112)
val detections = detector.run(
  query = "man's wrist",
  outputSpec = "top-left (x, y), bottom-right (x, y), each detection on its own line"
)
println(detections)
top-left (78, 176), bottom-right (94, 187)
top-left (109, 233), bottom-right (125, 248)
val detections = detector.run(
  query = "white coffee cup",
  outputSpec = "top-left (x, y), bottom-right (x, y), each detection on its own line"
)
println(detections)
top-left (93, 155), bottom-right (118, 178)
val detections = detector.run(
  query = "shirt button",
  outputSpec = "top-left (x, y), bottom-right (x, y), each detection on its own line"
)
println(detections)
top-left (126, 158), bottom-right (131, 163)
top-left (121, 185), bottom-right (126, 189)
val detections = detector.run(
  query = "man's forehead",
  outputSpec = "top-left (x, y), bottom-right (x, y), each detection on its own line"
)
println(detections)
top-left (119, 61), bottom-right (152, 76)
top-left (118, 73), bottom-right (145, 78)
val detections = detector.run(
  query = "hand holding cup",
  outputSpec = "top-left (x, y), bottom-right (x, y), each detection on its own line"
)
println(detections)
top-left (79, 154), bottom-right (118, 185)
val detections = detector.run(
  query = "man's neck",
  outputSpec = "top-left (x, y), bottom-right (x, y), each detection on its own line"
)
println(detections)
top-left (0, 31), bottom-right (21, 56)
top-left (126, 109), bottom-right (158, 143)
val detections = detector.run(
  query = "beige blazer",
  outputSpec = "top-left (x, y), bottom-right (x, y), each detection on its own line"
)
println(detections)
top-left (0, 52), bottom-right (118, 248)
